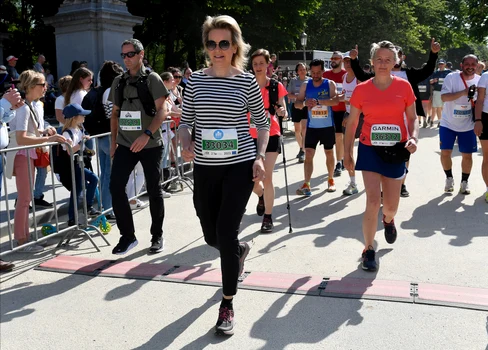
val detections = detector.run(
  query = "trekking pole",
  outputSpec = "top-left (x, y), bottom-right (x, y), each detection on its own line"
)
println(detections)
top-left (278, 112), bottom-right (293, 233)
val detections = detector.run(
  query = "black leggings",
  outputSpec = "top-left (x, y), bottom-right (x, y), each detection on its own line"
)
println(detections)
top-left (193, 160), bottom-right (254, 296)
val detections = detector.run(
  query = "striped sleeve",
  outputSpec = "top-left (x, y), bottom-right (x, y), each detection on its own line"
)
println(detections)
top-left (248, 76), bottom-right (268, 131)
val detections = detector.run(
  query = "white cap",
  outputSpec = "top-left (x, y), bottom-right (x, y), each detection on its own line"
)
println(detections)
top-left (6, 55), bottom-right (18, 62)
top-left (0, 65), bottom-right (6, 71)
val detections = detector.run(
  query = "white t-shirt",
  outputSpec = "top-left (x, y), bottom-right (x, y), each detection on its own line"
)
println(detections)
top-left (440, 72), bottom-right (480, 132)
top-left (9, 100), bottom-right (44, 133)
top-left (69, 89), bottom-right (87, 106)
top-left (62, 127), bottom-right (84, 151)
top-left (342, 73), bottom-right (358, 113)
top-left (392, 70), bottom-right (408, 81)
top-left (55, 95), bottom-right (65, 127)
top-left (477, 72), bottom-right (488, 113)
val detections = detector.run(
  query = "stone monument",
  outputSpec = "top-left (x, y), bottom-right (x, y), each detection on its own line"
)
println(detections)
top-left (44, 0), bottom-right (143, 79)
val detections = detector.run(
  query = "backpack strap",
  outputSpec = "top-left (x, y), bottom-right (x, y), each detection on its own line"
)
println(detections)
top-left (115, 73), bottom-right (157, 117)
top-left (266, 78), bottom-right (279, 116)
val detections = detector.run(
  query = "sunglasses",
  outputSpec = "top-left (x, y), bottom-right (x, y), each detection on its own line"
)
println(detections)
top-left (36, 82), bottom-right (47, 87)
top-left (330, 57), bottom-right (342, 61)
top-left (120, 51), bottom-right (139, 59)
top-left (205, 40), bottom-right (231, 51)
top-left (173, 75), bottom-right (182, 79)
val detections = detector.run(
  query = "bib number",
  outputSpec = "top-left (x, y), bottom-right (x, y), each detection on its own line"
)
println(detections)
top-left (453, 104), bottom-right (471, 118)
top-left (120, 111), bottom-right (142, 131)
top-left (336, 83), bottom-right (343, 94)
top-left (202, 129), bottom-right (238, 158)
top-left (371, 124), bottom-right (401, 146)
top-left (418, 85), bottom-right (427, 93)
top-left (438, 78), bottom-right (444, 85)
top-left (311, 106), bottom-right (328, 118)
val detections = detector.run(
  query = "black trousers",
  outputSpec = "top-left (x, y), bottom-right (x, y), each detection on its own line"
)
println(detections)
top-left (110, 144), bottom-right (164, 240)
top-left (193, 160), bottom-right (254, 296)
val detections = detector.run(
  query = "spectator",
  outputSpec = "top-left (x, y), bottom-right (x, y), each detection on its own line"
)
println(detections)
top-left (54, 75), bottom-right (72, 126)
top-left (5, 70), bottom-right (65, 252)
top-left (64, 67), bottom-right (93, 106)
top-left (33, 55), bottom-right (45, 75)
top-left (45, 69), bottom-right (54, 88)
top-left (70, 61), bottom-right (80, 76)
top-left (6, 56), bottom-right (19, 80)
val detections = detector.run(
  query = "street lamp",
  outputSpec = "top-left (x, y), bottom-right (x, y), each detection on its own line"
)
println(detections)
top-left (300, 32), bottom-right (308, 63)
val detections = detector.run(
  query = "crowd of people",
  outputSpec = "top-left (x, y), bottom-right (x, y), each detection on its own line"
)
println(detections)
top-left (0, 13), bottom-right (487, 336)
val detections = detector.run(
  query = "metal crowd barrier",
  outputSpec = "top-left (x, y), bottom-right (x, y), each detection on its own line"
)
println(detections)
top-left (0, 141), bottom-right (109, 257)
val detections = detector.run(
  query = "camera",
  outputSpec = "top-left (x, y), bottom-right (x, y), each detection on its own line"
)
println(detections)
top-left (467, 85), bottom-right (476, 101)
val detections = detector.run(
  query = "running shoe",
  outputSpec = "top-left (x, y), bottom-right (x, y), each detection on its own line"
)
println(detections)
top-left (296, 183), bottom-right (312, 197)
top-left (260, 216), bottom-right (274, 233)
top-left (343, 182), bottom-right (358, 196)
top-left (239, 241), bottom-right (251, 276)
top-left (256, 195), bottom-right (265, 216)
top-left (19, 244), bottom-right (44, 253)
top-left (34, 196), bottom-right (53, 208)
top-left (444, 177), bottom-right (454, 193)
top-left (361, 246), bottom-right (377, 271)
top-left (334, 162), bottom-right (342, 177)
top-left (88, 207), bottom-right (101, 217)
top-left (130, 199), bottom-right (149, 210)
top-left (163, 191), bottom-right (171, 198)
top-left (298, 150), bottom-right (305, 163)
top-left (383, 215), bottom-right (397, 244)
top-left (149, 237), bottom-right (165, 253)
top-left (459, 181), bottom-right (470, 195)
top-left (484, 191), bottom-right (488, 203)
top-left (327, 179), bottom-right (336, 192)
top-left (400, 184), bottom-right (409, 197)
top-left (112, 236), bottom-right (138, 255)
top-left (215, 306), bottom-right (235, 335)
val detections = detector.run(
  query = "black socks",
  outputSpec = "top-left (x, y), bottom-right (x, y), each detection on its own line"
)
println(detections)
top-left (444, 169), bottom-right (453, 178)
top-left (461, 173), bottom-right (470, 182)
top-left (221, 297), bottom-right (233, 309)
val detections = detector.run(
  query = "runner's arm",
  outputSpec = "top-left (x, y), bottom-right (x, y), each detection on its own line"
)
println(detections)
top-left (406, 51), bottom-right (438, 83)
top-left (294, 83), bottom-right (308, 109)
top-left (350, 58), bottom-right (374, 82)
top-left (318, 81), bottom-right (340, 106)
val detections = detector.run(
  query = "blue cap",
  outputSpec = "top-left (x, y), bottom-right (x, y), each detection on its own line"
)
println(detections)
top-left (438, 59), bottom-right (446, 64)
top-left (63, 103), bottom-right (91, 119)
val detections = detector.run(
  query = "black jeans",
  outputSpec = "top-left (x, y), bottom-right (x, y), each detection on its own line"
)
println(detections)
top-left (193, 160), bottom-right (254, 296)
top-left (110, 144), bottom-right (164, 240)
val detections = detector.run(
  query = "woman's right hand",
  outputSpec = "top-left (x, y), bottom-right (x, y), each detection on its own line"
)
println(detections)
top-left (181, 141), bottom-right (195, 162)
top-left (48, 134), bottom-right (67, 143)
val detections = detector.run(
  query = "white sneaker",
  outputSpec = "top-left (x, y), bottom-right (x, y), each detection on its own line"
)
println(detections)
top-left (130, 199), bottom-right (149, 210)
top-left (444, 177), bottom-right (454, 193)
top-left (163, 191), bottom-right (171, 199)
top-left (343, 182), bottom-right (359, 196)
top-left (459, 181), bottom-right (470, 195)
top-left (19, 244), bottom-right (44, 253)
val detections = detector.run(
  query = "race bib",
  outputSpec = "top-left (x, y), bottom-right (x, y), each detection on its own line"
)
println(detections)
top-left (120, 111), bottom-right (142, 131)
top-left (418, 85), bottom-right (427, 93)
top-left (371, 124), bottom-right (401, 146)
top-left (311, 105), bottom-right (328, 118)
top-left (336, 83), bottom-right (343, 94)
top-left (453, 104), bottom-right (472, 118)
top-left (438, 78), bottom-right (444, 85)
top-left (250, 111), bottom-right (270, 129)
top-left (202, 129), bottom-right (238, 158)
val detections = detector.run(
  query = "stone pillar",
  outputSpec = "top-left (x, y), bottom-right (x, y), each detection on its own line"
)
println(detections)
top-left (44, 0), bottom-right (143, 80)
top-left (0, 33), bottom-right (9, 65)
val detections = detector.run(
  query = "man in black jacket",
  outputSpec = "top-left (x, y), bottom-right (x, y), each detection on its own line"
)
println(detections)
top-left (348, 38), bottom-right (441, 197)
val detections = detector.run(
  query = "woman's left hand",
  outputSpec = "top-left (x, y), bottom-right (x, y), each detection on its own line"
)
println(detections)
top-left (253, 158), bottom-right (265, 182)
top-left (275, 105), bottom-right (286, 117)
top-left (405, 138), bottom-right (417, 154)
top-left (45, 127), bottom-right (56, 136)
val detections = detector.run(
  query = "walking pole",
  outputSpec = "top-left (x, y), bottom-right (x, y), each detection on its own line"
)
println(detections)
top-left (278, 110), bottom-right (293, 233)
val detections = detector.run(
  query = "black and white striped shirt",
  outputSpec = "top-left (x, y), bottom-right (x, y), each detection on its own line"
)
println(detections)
top-left (180, 71), bottom-right (268, 166)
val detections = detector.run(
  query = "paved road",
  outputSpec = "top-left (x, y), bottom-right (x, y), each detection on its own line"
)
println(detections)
top-left (1, 124), bottom-right (487, 349)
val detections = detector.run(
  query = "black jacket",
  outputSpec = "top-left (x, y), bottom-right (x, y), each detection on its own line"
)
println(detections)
top-left (351, 51), bottom-right (438, 116)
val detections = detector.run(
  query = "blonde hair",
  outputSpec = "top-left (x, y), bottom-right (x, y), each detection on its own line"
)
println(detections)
top-left (18, 70), bottom-right (45, 95)
top-left (62, 115), bottom-right (84, 133)
top-left (370, 41), bottom-right (400, 65)
top-left (202, 15), bottom-right (250, 70)
top-left (58, 75), bottom-right (72, 94)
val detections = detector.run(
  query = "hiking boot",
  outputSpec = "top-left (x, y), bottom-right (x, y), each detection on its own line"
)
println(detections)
top-left (327, 179), bottom-right (336, 192)
top-left (444, 177), bottom-right (454, 193)
top-left (256, 195), bottom-right (265, 216)
top-left (296, 183), bottom-right (311, 197)
top-left (459, 181), bottom-right (470, 195)
top-left (215, 306), bottom-right (235, 335)
top-left (334, 162), bottom-right (342, 177)
top-left (239, 241), bottom-right (251, 276)
top-left (400, 184), bottom-right (409, 197)
top-left (149, 237), bottom-right (165, 254)
top-left (34, 195), bottom-right (53, 208)
top-left (343, 182), bottom-right (358, 196)
top-left (361, 246), bottom-right (377, 271)
top-left (260, 216), bottom-right (274, 233)
top-left (112, 236), bottom-right (138, 255)
top-left (383, 215), bottom-right (397, 244)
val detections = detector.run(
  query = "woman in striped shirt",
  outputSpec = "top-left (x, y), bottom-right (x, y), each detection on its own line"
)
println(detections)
top-left (179, 15), bottom-right (269, 336)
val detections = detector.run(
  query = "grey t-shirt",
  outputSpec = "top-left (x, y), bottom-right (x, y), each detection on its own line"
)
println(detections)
top-left (109, 67), bottom-right (169, 149)
top-left (287, 77), bottom-right (310, 96)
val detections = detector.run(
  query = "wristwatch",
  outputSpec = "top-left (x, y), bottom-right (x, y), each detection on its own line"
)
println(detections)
top-left (256, 152), bottom-right (266, 161)
top-left (144, 129), bottom-right (154, 139)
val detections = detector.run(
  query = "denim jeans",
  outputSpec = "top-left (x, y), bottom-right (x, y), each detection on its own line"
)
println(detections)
top-left (34, 166), bottom-right (48, 199)
top-left (97, 135), bottom-right (112, 213)
top-left (68, 164), bottom-right (99, 221)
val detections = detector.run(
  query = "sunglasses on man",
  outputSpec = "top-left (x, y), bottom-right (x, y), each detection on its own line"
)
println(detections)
top-left (120, 51), bottom-right (139, 59)
top-left (205, 40), bottom-right (231, 51)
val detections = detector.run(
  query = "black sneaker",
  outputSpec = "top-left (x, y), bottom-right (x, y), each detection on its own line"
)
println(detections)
top-left (149, 237), bottom-right (165, 254)
top-left (334, 162), bottom-right (342, 177)
top-left (256, 195), bottom-right (265, 216)
top-left (67, 219), bottom-right (76, 227)
top-left (400, 184), bottom-right (409, 197)
top-left (34, 196), bottom-right (53, 208)
top-left (260, 216), bottom-right (274, 233)
top-left (239, 241), bottom-right (251, 276)
top-left (383, 216), bottom-right (397, 244)
top-left (87, 207), bottom-right (101, 216)
top-left (112, 236), bottom-right (138, 255)
top-left (361, 246), bottom-right (377, 271)
top-left (215, 306), bottom-right (235, 336)
top-left (105, 214), bottom-right (116, 221)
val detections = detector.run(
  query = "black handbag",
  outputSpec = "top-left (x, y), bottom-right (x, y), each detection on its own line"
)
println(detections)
top-left (373, 141), bottom-right (411, 164)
